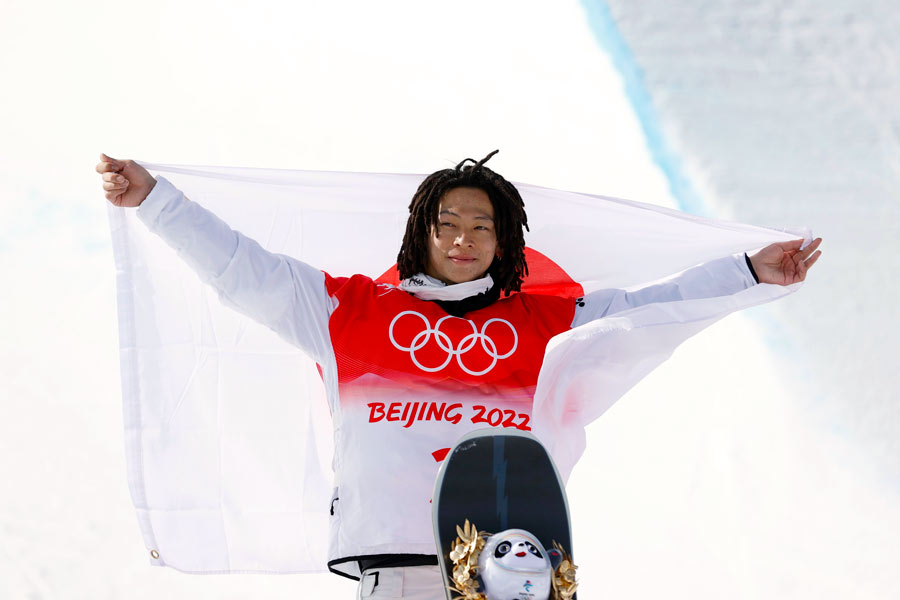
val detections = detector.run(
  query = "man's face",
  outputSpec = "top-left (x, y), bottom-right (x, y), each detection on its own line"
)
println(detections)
top-left (425, 186), bottom-right (499, 285)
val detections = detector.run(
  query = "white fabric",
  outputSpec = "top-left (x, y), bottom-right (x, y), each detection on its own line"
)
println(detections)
top-left (108, 162), bottom-right (809, 575)
top-left (398, 272), bottom-right (494, 301)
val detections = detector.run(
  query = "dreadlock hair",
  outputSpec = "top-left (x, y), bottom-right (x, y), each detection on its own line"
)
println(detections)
top-left (396, 150), bottom-right (529, 296)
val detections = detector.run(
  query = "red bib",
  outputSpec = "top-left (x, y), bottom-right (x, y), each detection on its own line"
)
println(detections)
top-left (324, 274), bottom-right (575, 394)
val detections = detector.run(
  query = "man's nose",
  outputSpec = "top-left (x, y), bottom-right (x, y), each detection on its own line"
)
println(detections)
top-left (454, 232), bottom-right (474, 246)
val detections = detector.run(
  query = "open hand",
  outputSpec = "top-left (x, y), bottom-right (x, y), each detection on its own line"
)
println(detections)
top-left (95, 153), bottom-right (156, 207)
top-left (749, 237), bottom-right (822, 286)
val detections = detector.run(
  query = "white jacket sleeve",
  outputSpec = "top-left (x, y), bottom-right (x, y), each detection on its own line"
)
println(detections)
top-left (571, 254), bottom-right (758, 328)
top-left (137, 176), bottom-right (334, 364)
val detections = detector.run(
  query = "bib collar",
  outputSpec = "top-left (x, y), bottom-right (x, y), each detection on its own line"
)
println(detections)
top-left (399, 273), bottom-right (501, 317)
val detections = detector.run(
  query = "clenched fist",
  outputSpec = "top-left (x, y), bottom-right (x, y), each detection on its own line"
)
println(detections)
top-left (95, 153), bottom-right (156, 207)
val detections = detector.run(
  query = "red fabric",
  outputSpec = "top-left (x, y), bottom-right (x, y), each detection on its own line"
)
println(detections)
top-left (324, 274), bottom-right (576, 393)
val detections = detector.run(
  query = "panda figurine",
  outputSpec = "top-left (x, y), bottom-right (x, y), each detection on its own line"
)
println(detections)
top-left (477, 529), bottom-right (559, 600)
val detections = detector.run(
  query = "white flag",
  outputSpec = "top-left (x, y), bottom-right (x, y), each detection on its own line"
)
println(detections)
top-left (108, 162), bottom-right (807, 573)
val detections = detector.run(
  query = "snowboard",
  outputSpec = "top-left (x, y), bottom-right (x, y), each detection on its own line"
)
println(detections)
top-left (432, 428), bottom-right (577, 600)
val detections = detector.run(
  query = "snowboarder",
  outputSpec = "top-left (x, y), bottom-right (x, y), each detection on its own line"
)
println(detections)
top-left (98, 151), bottom-right (821, 600)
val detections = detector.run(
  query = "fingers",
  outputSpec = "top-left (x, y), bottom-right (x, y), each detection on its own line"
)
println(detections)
top-left (97, 154), bottom-right (129, 205)
top-left (103, 179), bottom-right (129, 191)
top-left (794, 248), bottom-right (822, 282)
top-left (792, 237), bottom-right (823, 263)
top-left (101, 152), bottom-right (120, 165)
top-left (96, 153), bottom-right (123, 174)
top-left (780, 238), bottom-right (805, 252)
top-left (799, 236), bottom-right (822, 256)
top-left (804, 249), bottom-right (822, 270)
top-left (102, 169), bottom-right (129, 192)
top-left (778, 236), bottom-right (821, 266)
top-left (102, 171), bottom-right (128, 183)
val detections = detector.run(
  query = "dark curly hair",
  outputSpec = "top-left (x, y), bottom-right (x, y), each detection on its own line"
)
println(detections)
top-left (396, 150), bottom-right (529, 296)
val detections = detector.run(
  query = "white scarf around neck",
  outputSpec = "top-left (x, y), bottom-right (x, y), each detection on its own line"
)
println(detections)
top-left (398, 273), bottom-right (494, 301)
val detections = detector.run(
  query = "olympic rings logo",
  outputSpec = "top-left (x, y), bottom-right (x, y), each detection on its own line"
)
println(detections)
top-left (388, 311), bottom-right (518, 376)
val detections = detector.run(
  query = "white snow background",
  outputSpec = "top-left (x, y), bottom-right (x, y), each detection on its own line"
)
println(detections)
top-left (1, 0), bottom-right (896, 598)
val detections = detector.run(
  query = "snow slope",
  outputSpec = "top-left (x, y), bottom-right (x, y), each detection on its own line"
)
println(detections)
top-left (592, 0), bottom-right (900, 476)
top-left (571, 1), bottom-right (900, 597)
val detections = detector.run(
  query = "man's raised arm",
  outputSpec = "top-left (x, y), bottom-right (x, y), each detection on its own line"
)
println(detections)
top-left (97, 154), bottom-right (334, 364)
top-left (572, 239), bottom-right (822, 327)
